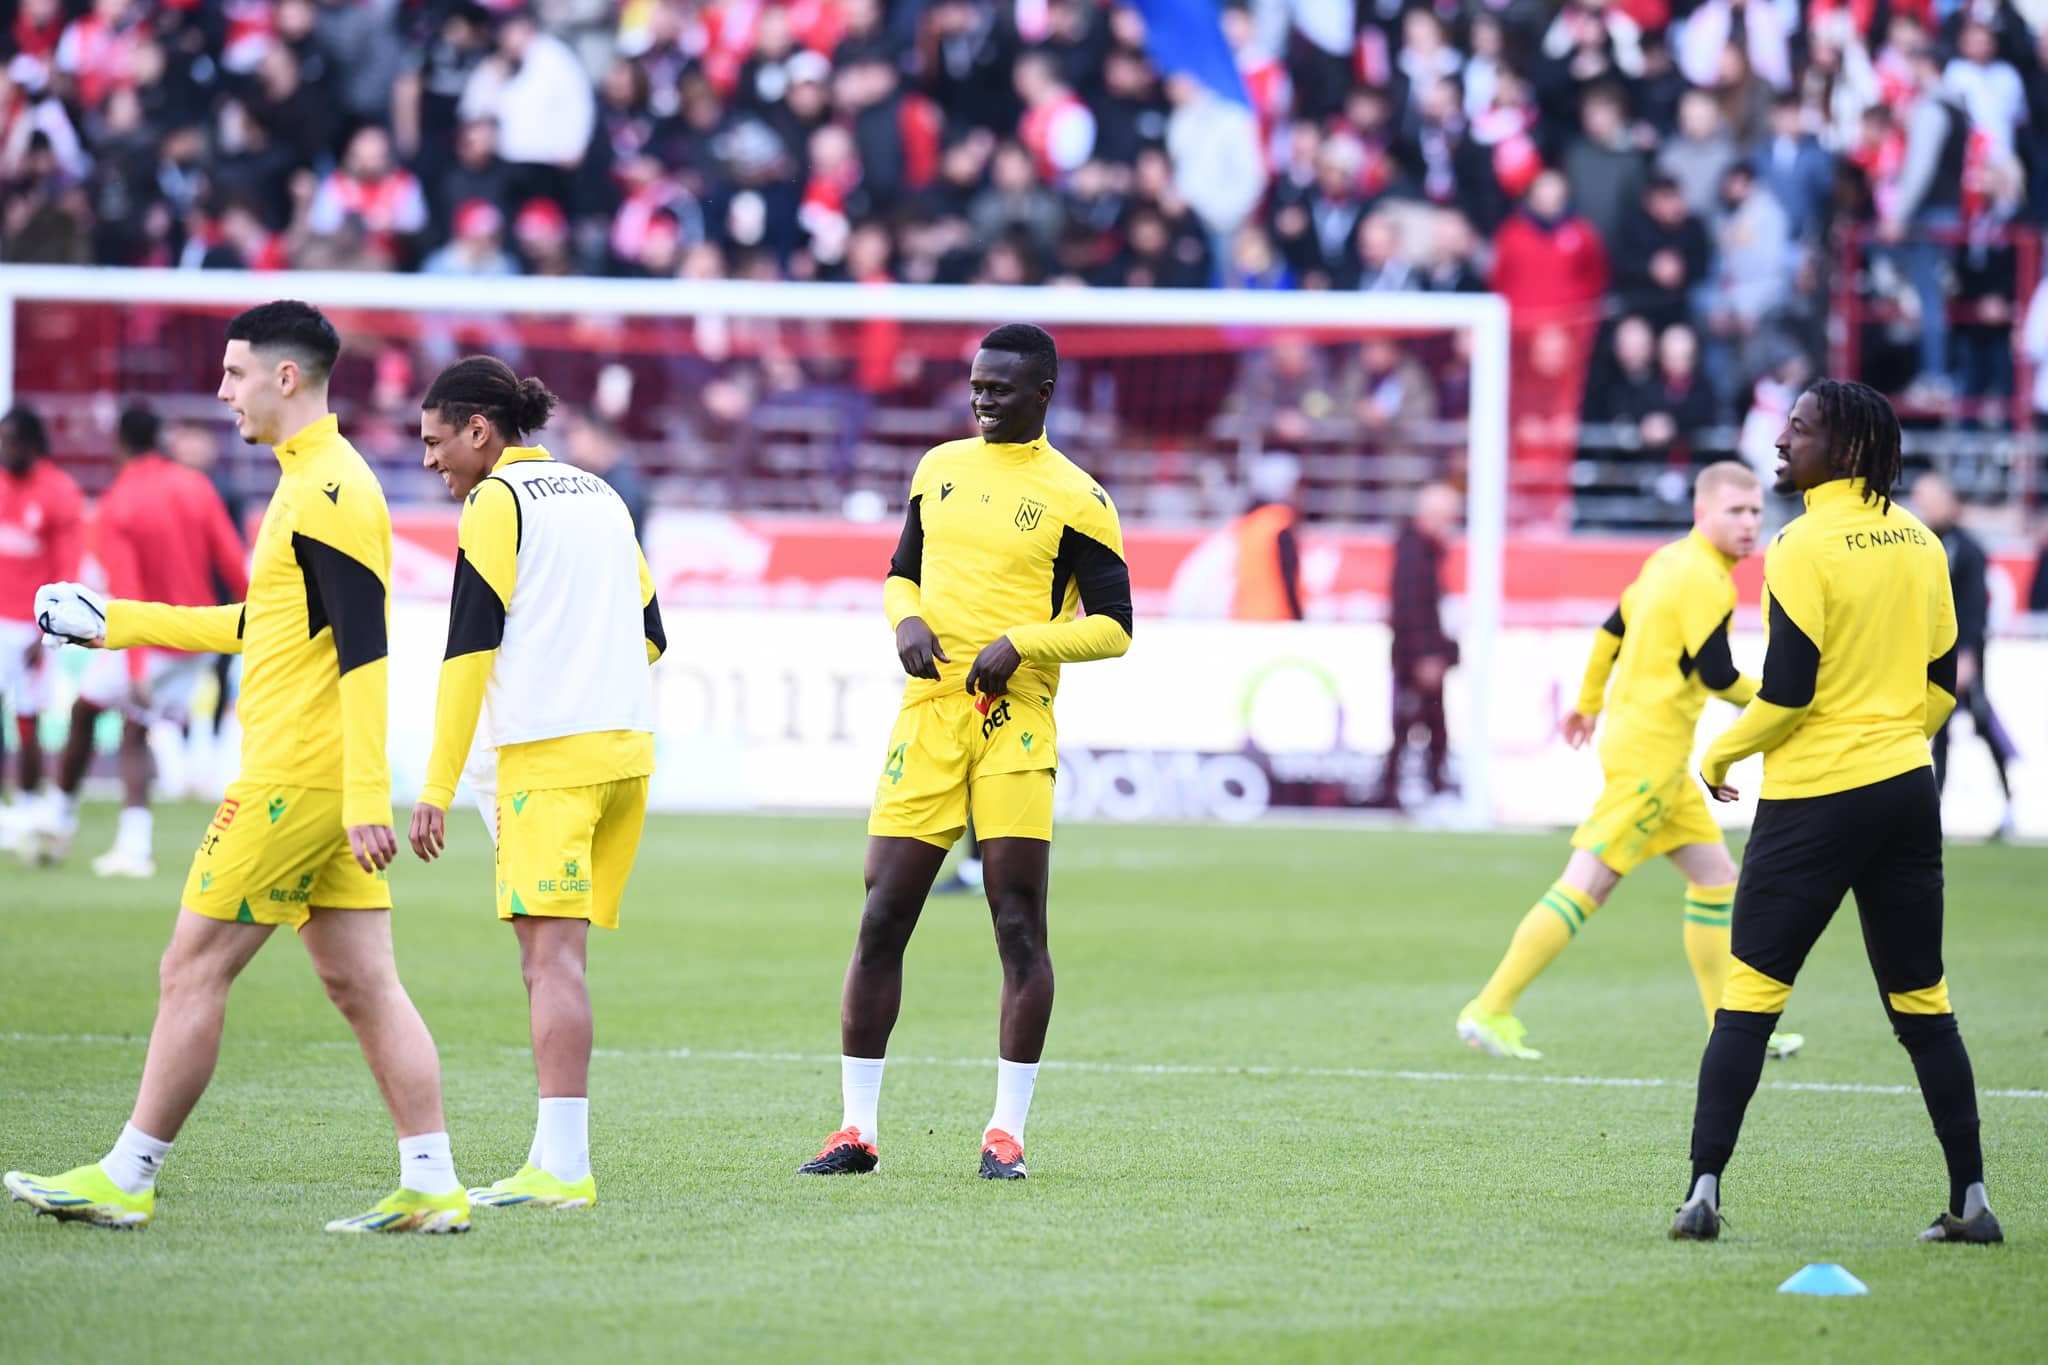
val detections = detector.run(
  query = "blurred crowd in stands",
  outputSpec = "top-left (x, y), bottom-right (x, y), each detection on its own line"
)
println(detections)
top-left (4, 0), bottom-right (2048, 527)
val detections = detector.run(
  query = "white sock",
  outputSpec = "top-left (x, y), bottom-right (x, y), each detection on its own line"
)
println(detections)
top-left (46, 787), bottom-right (77, 831)
top-left (1688, 1173), bottom-right (1720, 1207)
top-left (397, 1131), bottom-right (460, 1195)
top-left (116, 806), bottom-right (152, 856)
top-left (840, 1055), bottom-right (885, 1144)
top-left (1962, 1181), bottom-right (1990, 1219)
top-left (98, 1122), bottom-right (172, 1195)
top-left (987, 1057), bottom-right (1039, 1142)
top-left (537, 1097), bottom-right (590, 1183)
top-left (959, 856), bottom-right (984, 888)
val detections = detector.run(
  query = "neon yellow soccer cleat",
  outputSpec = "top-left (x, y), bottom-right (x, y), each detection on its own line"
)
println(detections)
top-left (1766, 1031), bottom-right (1806, 1060)
top-left (468, 1165), bottom-right (596, 1209)
top-left (1456, 1000), bottom-right (1543, 1060)
top-left (324, 1187), bottom-right (470, 1234)
top-left (4, 1164), bottom-right (153, 1229)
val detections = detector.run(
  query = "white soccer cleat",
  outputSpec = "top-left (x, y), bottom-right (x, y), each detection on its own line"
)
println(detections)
top-left (92, 846), bottom-right (156, 880)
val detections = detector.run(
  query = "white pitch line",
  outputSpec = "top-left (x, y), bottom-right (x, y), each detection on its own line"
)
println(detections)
top-left (5, 1031), bottom-right (2043, 1102)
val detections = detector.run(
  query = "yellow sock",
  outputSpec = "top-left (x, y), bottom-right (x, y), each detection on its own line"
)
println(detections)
top-left (1683, 881), bottom-right (1736, 1025)
top-left (1475, 881), bottom-right (1599, 1016)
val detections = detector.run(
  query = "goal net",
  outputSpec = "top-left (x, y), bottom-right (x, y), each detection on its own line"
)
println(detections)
top-left (0, 264), bottom-right (1553, 834)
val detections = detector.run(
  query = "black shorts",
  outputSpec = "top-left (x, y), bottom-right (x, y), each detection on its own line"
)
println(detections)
top-left (1732, 766), bottom-right (1946, 1005)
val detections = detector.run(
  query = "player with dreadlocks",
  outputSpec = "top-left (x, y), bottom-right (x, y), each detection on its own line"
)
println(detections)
top-left (1668, 380), bottom-right (2001, 1245)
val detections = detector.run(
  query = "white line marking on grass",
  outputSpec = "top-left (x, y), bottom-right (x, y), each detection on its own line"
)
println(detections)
top-left (7, 1032), bottom-right (2043, 1102)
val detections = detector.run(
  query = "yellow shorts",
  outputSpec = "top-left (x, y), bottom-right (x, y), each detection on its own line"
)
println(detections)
top-left (1571, 767), bottom-right (1723, 875)
top-left (868, 689), bottom-right (1057, 849)
top-left (494, 777), bottom-right (649, 930)
top-left (181, 782), bottom-right (390, 928)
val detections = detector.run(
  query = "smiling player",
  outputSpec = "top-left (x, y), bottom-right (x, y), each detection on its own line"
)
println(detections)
top-left (799, 324), bottom-right (1132, 1181)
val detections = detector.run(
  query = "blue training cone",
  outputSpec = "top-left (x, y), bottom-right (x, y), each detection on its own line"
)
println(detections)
top-left (1778, 1263), bottom-right (1870, 1296)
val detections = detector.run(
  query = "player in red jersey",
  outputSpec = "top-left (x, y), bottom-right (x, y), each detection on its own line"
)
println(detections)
top-left (0, 405), bottom-right (82, 854)
top-left (32, 408), bottom-right (249, 873)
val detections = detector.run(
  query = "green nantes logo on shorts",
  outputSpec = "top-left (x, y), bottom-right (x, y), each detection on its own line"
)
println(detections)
top-left (539, 857), bottom-right (591, 895)
top-left (511, 792), bottom-right (530, 815)
top-left (268, 873), bottom-right (315, 907)
top-left (267, 796), bottom-right (288, 824)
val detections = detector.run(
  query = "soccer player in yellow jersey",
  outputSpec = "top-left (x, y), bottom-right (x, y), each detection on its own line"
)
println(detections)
top-left (408, 357), bottom-right (664, 1212)
top-left (1673, 380), bottom-right (2000, 1244)
top-left (1458, 463), bottom-right (1803, 1061)
top-left (800, 324), bottom-right (1131, 1180)
top-left (6, 302), bottom-right (468, 1233)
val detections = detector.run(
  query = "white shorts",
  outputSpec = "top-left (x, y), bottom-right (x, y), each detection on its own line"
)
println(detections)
top-left (0, 619), bottom-right (50, 718)
top-left (80, 649), bottom-right (212, 725)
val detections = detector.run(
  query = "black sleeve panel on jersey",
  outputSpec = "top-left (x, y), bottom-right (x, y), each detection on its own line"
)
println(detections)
top-left (1603, 605), bottom-right (1626, 636)
top-left (644, 596), bottom-right (667, 659)
top-left (1758, 594), bottom-right (1820, 708)
top-left (888, 494), bottom-right (923, 583)
top-left (1050, 526), bottom-right (1134, 635)
top-left (294, 532), bottom-right (389, 676)
top-left (1691, 613), bottom-right (1741, 691)
top-left (1276, 524), bottom-right (1304, 620)
top-left (444, 548), bottom-right (507, 660)
top-left (1928, 639), bottom-right (1958, 695)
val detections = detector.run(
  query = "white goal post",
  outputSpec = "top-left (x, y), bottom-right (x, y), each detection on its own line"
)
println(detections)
top-left (0, 265), bottom-right (1510, 827)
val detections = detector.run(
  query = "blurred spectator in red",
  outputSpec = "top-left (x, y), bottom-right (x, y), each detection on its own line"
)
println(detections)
top-left (307, 125), bottom-right (428, 269)
top-left (1493, 169), bottom-right (1609, 520)
top-left (12, 0), bottom-right (65, 67)
top-left (1015, 51), bottom-right (1095, 185)
top-left (55, 0), bottom-right (149, 114)
top-left (513, 195), bottom-right (575, 275)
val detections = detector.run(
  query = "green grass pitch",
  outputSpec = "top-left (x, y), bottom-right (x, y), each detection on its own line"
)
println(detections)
top-left (1, 804), bottom-right (2042, 1363)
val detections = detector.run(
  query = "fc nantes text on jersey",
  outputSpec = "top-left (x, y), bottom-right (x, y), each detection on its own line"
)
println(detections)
top-left (1703, 479), bottom-right (1958, 799)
